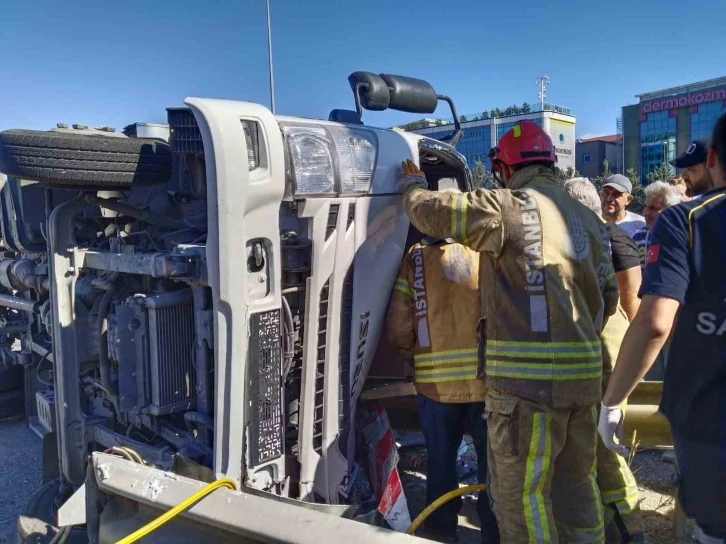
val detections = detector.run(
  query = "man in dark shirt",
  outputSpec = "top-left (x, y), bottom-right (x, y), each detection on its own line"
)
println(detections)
top-left (599, 112), bottom-right (726, 543)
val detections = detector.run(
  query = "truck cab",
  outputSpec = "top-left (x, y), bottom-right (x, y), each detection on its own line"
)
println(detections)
top-left (0, 72), bottom-right (472, 542)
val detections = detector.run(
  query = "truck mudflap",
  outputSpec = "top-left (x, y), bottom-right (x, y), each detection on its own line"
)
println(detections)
top-left (78, 453), bottom-right (422, 543)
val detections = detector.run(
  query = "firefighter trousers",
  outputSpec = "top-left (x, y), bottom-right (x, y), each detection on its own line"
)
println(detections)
top-left (485, 389), bottom-right (604, 543)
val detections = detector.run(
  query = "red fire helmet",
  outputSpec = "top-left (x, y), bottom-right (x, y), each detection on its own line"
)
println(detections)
top-left (492, 120), bottom-right (557, 167)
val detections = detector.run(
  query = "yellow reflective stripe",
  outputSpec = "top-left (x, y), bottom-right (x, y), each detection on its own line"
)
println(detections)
top-left (449, 194), bottom-right (470, 246)
top-left (414, 349), bottom-right (477, 360)
top-left (460, 195), bottom-right (470, 246)
top-left (523, 412), bottom-right (552, 543)
top-left (394, 278), bottom-right (412, 297)
top-left (486, 349), bottom-right (601, 360)
top-left (487, 360), bottom-right (601, 380)
top-left (488, 340), bottom-right (601, 350)
top-left (415, 366), bottom-right (479, 383)
top-left (415, 365), bottom-right (478, 375)
top-left (415, 357), bottom-right (478, 368)
top-left (416, 374), bottom-right (480, 384)
top-left (688, 193), bottom-right (726, 249)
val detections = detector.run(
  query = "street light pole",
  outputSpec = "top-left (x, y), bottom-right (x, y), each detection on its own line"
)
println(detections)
top-left (266, 0), bottom-right (276, 114)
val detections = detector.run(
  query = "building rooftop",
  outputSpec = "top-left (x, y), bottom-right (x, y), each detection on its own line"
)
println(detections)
top-left (577, 134), bottom-right (621, 143)
top-left (635, 76), bottom-right (726, 101)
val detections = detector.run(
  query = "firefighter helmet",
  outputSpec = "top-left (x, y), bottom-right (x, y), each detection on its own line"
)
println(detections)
top-left (491, 121), bottom-right (557, 168)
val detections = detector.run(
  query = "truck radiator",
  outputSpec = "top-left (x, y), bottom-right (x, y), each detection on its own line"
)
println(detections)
top-left (144, 290), bottom-right (196, 415)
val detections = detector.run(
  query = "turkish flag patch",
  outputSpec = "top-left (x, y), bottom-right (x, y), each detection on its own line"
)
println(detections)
top-left (646, 244), bottom-right (660, 264)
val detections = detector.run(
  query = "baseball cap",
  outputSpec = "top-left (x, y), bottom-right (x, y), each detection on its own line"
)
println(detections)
top-left (602, 174), bottom-right (632, 194)
top-left (670, 139), bottom-right (710, 168)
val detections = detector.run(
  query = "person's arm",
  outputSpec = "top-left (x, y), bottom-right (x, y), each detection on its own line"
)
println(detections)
top-left (608, 223), bottom-right (642, 321)
top-left (616, 267), bottom-right (641, 321)
top-left (401, 160), bottom-right (504, 254)
top-left (599, 207), bottom-right (689, 455)
top-left (385, 257), bottom-right (416, 361)
top-left (602, 295), bottom-right (680, 406)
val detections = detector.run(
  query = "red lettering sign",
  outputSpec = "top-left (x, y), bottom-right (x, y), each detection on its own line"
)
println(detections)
top-left (640, 86), bottom-right (726, 116)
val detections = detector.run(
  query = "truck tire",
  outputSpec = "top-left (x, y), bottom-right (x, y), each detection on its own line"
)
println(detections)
top-left (0, 362), bottom-right (23, 392)
top-left (0, 389), bottom-right (24, 420)
top-left (0, 129), bottom-right (172, 188)
top-left (17, 479), bottom-right (88, 543)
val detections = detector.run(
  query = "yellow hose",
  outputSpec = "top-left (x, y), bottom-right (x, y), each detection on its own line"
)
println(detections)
top-left (407, 484), bottom-right (487, 535)
top-left (115, 477), bottom-right (237, 544)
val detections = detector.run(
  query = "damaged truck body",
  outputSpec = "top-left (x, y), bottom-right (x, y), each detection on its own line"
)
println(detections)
top-left (0, 73), bottom-right (471, 542)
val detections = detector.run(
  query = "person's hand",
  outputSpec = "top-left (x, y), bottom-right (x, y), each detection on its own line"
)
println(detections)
top-left (598, 403), bottom-right (629, 457)
top-left (398, 159), bottom-right (428, 194)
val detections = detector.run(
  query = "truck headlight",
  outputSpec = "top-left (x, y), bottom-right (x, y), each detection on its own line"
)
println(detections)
top-left (281, 123), bottom-right (378, 195)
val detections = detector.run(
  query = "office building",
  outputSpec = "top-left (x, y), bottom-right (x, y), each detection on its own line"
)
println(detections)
top-left (407, 104), bottom-right (576, 171)
top-left (622, 77), bottom-right (726, 181)
top-left (576, 135), bottom-right (622, 179)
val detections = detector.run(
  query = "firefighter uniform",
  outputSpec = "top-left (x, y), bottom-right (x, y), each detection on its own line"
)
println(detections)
top-left (402, 159), bottom-right (619, 542)
top-left (599, 305), bottom-right (643, 542)
top-left (386, 240), bottom-right (498, 543)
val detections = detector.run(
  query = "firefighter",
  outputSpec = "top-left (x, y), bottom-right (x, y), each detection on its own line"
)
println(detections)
top-left (399, 120), bottom-right (619, 543)
top-left (386, 200), bottom-right (499, 544)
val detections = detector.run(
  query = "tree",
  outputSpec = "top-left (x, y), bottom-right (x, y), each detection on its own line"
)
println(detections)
top-left (490, 109), bottom-right (497, 119)
top-left (435, 118), bottom-right (444, 126)
top-left (646, 162), bottom-right (674, 185)
top-left (628, 168), bottom-right (646, 215)
top-left (504, 106), bottom-right (513, 116)
top-left (460, 115), bottom-right (468, 122)
top-left (473, 160), bottom-right (486, 189)
top-left (601, 159), bottom-right (613, 179)
top-left (511, 104), bottom-right (520, 115)
top-left (521, 102), bottom-right (531, 114)
top-left (481, 111), bottom-right (489, 119)
top-left (554, 166), bottom-right (580, 182)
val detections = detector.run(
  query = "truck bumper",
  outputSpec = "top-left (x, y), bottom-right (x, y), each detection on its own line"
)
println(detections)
top-left (87, 453), bottom-right (421, 543)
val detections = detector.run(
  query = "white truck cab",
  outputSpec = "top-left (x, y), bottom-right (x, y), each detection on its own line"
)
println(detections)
top-left (0, 72), bottom-right (472, 542)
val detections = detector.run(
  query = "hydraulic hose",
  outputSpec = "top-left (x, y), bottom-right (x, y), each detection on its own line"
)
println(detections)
top-left (114, 477), bottom-right (236, 544)
top-left (406, 483), bottom-right (487, 536)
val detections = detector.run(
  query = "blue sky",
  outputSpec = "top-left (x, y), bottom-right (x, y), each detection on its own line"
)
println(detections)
top-left (1, 0), bottom-right (723, 138)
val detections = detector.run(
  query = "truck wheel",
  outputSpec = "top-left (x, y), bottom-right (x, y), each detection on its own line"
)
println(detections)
top-left (0, 389), bottom-right (24, 420)
top-left (0, 363), bottom-right (23, 392)
top-left (17, 479), bottom-right (88, 543)
top-left (0, 129), bottom-right (172, 188)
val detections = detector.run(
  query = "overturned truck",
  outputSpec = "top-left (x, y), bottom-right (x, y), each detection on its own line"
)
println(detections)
top-left (0, 73), bottom-right (473, 543)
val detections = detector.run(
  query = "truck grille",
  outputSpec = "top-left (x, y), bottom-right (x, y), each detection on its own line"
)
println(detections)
top-left (167, 108), bottom-right (204, 155)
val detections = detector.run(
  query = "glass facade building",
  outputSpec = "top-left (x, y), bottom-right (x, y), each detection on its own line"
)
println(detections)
top-left (410, 113), bottom-right (563, 172)
top-left (622, 77), bottom-right (726, 182)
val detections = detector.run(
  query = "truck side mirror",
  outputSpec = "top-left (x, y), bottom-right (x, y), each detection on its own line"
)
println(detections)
top-left (379, 74), bottom-right (438, 114)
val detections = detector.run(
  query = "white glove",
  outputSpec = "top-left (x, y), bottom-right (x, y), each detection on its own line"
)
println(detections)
top-left (598, 403), bottom-right (629, 457)
top-left (398, 160), bottom-right (428, 194)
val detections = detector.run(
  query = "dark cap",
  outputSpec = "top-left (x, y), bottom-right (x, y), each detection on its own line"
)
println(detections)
top-left (670, 139), bottom-right (710, 168)
top-left (602, 174), bottom-right (632, 194)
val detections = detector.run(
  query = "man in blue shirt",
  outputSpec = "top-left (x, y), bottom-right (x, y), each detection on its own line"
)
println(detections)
top-left (599, 112), bottom-right (726, 543)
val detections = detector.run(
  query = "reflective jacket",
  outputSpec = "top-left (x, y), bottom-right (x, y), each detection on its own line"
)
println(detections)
top-left (404, 165), bottom-right (619, 407)
top-left (386, 241), bottom-right (488, 403)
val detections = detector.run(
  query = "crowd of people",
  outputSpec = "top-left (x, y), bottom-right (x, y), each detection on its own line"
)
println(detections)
top-left (385, 113), bottom-right (726, 543)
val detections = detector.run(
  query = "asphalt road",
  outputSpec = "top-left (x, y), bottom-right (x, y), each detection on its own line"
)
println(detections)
top-left (0, 418), bottom-right (40, 544)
